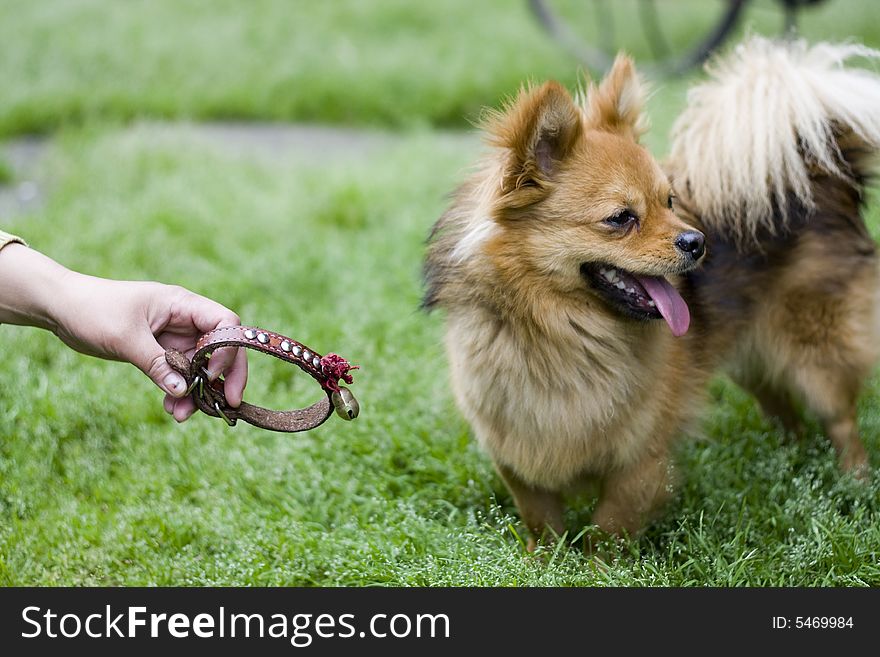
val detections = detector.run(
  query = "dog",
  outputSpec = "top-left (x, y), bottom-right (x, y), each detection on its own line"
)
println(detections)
top-left (423, 38), bottom-right (880, 549)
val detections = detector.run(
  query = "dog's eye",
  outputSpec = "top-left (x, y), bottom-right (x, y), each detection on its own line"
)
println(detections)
top-left (604, 210), bottom-right (637, 229)
top-left (667, 194), bottom-right (675, 209)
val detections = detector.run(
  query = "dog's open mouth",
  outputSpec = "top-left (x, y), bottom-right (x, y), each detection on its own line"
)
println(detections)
top-left (581, 264), bottom-right (691, 337)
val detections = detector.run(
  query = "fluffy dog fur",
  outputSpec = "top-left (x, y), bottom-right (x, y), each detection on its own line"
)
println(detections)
top-left (424, 38), bottom-right (880, 548)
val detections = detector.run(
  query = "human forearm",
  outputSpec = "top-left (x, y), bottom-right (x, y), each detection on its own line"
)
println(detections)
top-left (0, 242), bottom-right (247, 421)
top-left (0, 242), bottom-right (72, 331)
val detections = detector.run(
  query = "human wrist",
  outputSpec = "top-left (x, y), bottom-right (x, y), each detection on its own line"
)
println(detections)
top-left (0, 244), bottom-right (74, 332)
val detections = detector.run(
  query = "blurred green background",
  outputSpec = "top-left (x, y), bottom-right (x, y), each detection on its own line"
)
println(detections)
top-left (2, 0), bottom-right (880, 586)
top-left (1, 0), bottom-right (879, 135)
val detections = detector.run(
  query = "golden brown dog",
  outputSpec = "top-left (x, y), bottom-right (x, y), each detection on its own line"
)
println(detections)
top-left (424, 38), bottom-right (880, 549)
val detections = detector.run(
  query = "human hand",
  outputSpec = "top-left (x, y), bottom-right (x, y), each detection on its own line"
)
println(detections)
top-left (0, 244), bottom-right (247, 421)
top-left (50, 271), bottom-right (248, 422)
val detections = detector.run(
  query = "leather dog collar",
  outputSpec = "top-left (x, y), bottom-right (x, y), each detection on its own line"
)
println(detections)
top-left (164, 326), bottom-right (358, 433)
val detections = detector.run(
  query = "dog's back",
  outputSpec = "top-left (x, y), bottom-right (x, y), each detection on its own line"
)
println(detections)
top-left (669, 38), bottom-right (880, 474)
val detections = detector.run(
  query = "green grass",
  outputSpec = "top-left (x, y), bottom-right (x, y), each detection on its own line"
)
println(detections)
top-left (0, 0), bottom-right (575, 136)
top-left (1, 125), bottom-right (880, 586)
top-left (3, 0), bottom-right (880, 586)
top-left (0, 158), bottom-right (12, 184)
top-left (1, 0), bottom-right (880, 136)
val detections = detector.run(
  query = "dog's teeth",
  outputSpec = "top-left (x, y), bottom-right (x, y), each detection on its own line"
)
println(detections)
top-left (602, 270), bottom-right (616, 282)
top-left (648, 300), bottom-right (656, 307)
top-left (600, 268), bottom-right (608, 275)
top-left (616, 281), bottom-right (626, 290)
top-left (627, 287), bottom-right (636, 294)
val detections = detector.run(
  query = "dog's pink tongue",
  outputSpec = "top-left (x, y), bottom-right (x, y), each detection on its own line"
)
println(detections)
top-left (635, 275), bottom-right (690, 337)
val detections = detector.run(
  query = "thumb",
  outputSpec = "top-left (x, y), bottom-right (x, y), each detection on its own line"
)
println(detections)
top-left (130, 330), bottom-right (189, 398)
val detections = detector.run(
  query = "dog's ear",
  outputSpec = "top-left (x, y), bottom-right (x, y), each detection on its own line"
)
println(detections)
top-left (485, 81), bottom-right (582, 198)
top-left (586, 54), bottom-right (648, 140)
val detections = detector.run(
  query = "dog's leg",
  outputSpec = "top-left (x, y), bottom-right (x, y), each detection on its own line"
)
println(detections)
top-left (729, 365), bottom-right (804, 437)
top-left (496, 463), bottom-right (564, 552)
top-left (591, 450), bottom-right (673, 539)
top-left (792, 369), bottom-right (869, 477)
top-left (754, 387), bottom-right (804, 438)
top-left (822, 406), bottom-right (868, 477)
top-left (741, 379), bottom-right (804, 438)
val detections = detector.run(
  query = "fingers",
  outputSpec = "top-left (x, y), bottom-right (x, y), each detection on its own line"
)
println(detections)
top-left (133, 330), bottom-right (189, 398)
top-left (178, 290), bottom-right (247, 407)
top-left (173, 396), bottom-right (197, 422)
top-left (150, 285), bottom-right (247, 417)
top-left (204, 345), bottom-right (248, 407)
top-left (221, 345), bottom-right (248, 408)
top-left (164, 393), bottom-right (197, 422)
top-left (160, 348), bottom-right (246, 422)
top-left (205, 345), bottom-right (236, 381)
top-left (185, 291), bottom-right (241, 336)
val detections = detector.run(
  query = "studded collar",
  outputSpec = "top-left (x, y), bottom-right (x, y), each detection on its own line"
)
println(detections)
top-left (164, 326), bottom-right (358, 432)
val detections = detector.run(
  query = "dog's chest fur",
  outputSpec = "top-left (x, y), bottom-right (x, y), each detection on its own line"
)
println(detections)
top-left (444, 301), bottom-right (700, 489)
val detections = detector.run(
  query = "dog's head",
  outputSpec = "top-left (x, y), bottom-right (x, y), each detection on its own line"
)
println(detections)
top-left (483, 56), bottom-right (704, 336)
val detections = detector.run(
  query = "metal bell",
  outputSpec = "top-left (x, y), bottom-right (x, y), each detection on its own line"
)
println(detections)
top-left (331, 387), bottom-right (359, 420)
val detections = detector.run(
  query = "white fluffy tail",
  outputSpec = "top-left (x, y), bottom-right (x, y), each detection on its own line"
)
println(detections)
top-left (670, 37), bottom-right (880, 243)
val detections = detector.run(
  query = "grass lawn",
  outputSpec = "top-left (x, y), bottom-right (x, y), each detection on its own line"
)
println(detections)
top-left (2, 0), bottom-right (880, 135)
top-left (2, 0), bottom-right (880, 586)
top-left (2, 125), bottom-right (880, 586)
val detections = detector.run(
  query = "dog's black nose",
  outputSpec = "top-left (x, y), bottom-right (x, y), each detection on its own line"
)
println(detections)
top-left (675, 231), bottom-right (705, 260)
